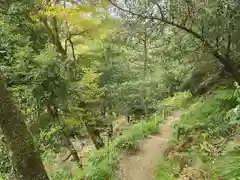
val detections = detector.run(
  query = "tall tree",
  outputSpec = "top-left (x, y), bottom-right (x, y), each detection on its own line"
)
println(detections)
top-left (0, 74), bottom-right (49, 180)
top-left (110, 0), bottom-right (240, 84)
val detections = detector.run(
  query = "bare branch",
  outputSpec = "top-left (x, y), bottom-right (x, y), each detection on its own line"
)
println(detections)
top-left (155, 3), bottom-right (165, 20)
top-left (68, 29), bottom-right (93, 38)
top-left (216, 34), bottom-right (219, 52)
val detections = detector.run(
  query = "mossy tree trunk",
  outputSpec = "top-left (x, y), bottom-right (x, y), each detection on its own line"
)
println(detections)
top-left (0, 74), bottom-right (49, 180)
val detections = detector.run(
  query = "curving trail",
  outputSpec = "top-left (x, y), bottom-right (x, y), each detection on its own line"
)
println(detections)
top-left (118, 110), bottom-right (182, 180)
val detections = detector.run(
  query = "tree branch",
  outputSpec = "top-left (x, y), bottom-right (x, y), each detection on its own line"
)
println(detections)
top-left (68, 29), bottom-right (92, 38)
top-left (41, 17), bottom-right (56, 43)
top-left (52, 16), bottom-right (66, 55)
top-left (226, 31), bottom-right (232, 58)
top-left (216, 34), bottom-right (219, 52)
top-left (64, 29), bottom-right (93, 61)
top-left (41, 17), bottom-right (66, 55)
top-left (109, 0), bottom-right (204, 42)
top-left (63, 152), bottom-right (72, 162)
top-left (226, 5), bottom-right (233, 58)
top-left (108, 0), bottom-right (240, 84)
top-left (64, 39), bottom-right (68, 53)
top-left (154, 3), bottom-right (165, 20)
top-left (68, 38), bottom-right (77, 61)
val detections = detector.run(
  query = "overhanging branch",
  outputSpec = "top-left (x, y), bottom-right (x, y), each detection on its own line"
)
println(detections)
top-left (108, 0), bottom-right (240, 84)
top-left (109, 0), bottom-right (204, 42)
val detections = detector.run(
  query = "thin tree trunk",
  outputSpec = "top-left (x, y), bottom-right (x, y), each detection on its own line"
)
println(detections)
top-left (107, 123), bottom-right (113, 140)
top-left (102, 104), bottom-right (113, 140)
top-left (61, 131), bottom-right (82, 168)
top-left (47, 104), bottom-right (82, 168)
top-left (143, 25), bottom-right (148, 117)
top-left (85, 123), bottom-right (105, 149)
top-left (0, 74), bottom-right (49, 180)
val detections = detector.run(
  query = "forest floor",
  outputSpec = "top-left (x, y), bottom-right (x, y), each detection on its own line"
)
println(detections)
top-left (118, 110), bottom-right (182, 180)
top-left (47, 116), bottom-right (131, 172)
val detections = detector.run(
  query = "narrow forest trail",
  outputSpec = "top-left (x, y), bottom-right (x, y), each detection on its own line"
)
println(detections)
top-left (118, 110), bottom-right (182, 180)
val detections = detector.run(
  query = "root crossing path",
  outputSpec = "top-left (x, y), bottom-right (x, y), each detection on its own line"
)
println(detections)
top-left (118, 110), bottom-right (182, 180)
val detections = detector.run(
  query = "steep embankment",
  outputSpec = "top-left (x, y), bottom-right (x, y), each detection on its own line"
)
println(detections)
top-left (118, 110), bottom-right (181, 180)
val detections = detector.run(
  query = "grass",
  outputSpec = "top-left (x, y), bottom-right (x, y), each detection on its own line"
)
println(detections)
top-left (156, 160), bottom-right (178, 180)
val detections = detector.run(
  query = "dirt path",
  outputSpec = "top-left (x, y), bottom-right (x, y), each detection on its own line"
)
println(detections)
top-left (118, 110), bottom-right (182, 180)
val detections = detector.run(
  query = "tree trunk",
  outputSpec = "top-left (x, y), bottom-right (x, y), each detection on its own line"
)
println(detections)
top-left (143, 25), bottom-right (148, 117)
top-left (107, 123), bottom-right (113, 140)
top-left (46, 104), bottom-right (82, 168)
top-left (0, 74), bottom-right (49, 180)
top-left (212, 51), bottom-right (240, 84)
top-left (61, 131), bottom-right (82, 168)
top-left (101, 104), bottom-right (113, 140)
top-left (85, 123), bottom-right (105, 149)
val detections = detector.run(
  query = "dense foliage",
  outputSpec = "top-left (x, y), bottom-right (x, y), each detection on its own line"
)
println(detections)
top-left (1, 0), bottom-right (240, 180)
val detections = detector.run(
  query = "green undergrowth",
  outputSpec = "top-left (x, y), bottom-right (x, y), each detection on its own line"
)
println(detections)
top-left (159, 91), bottom-right (193, 113)
top-left (156, 161), bottom-right (178, 180)
top-left (82, 118), bottom-right (160, 180)
top-left (177, 88), bottom-right (236, 136)
top-left (155, 87), bottom-right (240, 180)
top-left (47, 115), bottom-right (162, 180)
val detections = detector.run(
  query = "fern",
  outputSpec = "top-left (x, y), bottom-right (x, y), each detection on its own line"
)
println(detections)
top-left (214, 151), bottom-right (240, 180)
top-left (178, 88), bottom-right (236, 136)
